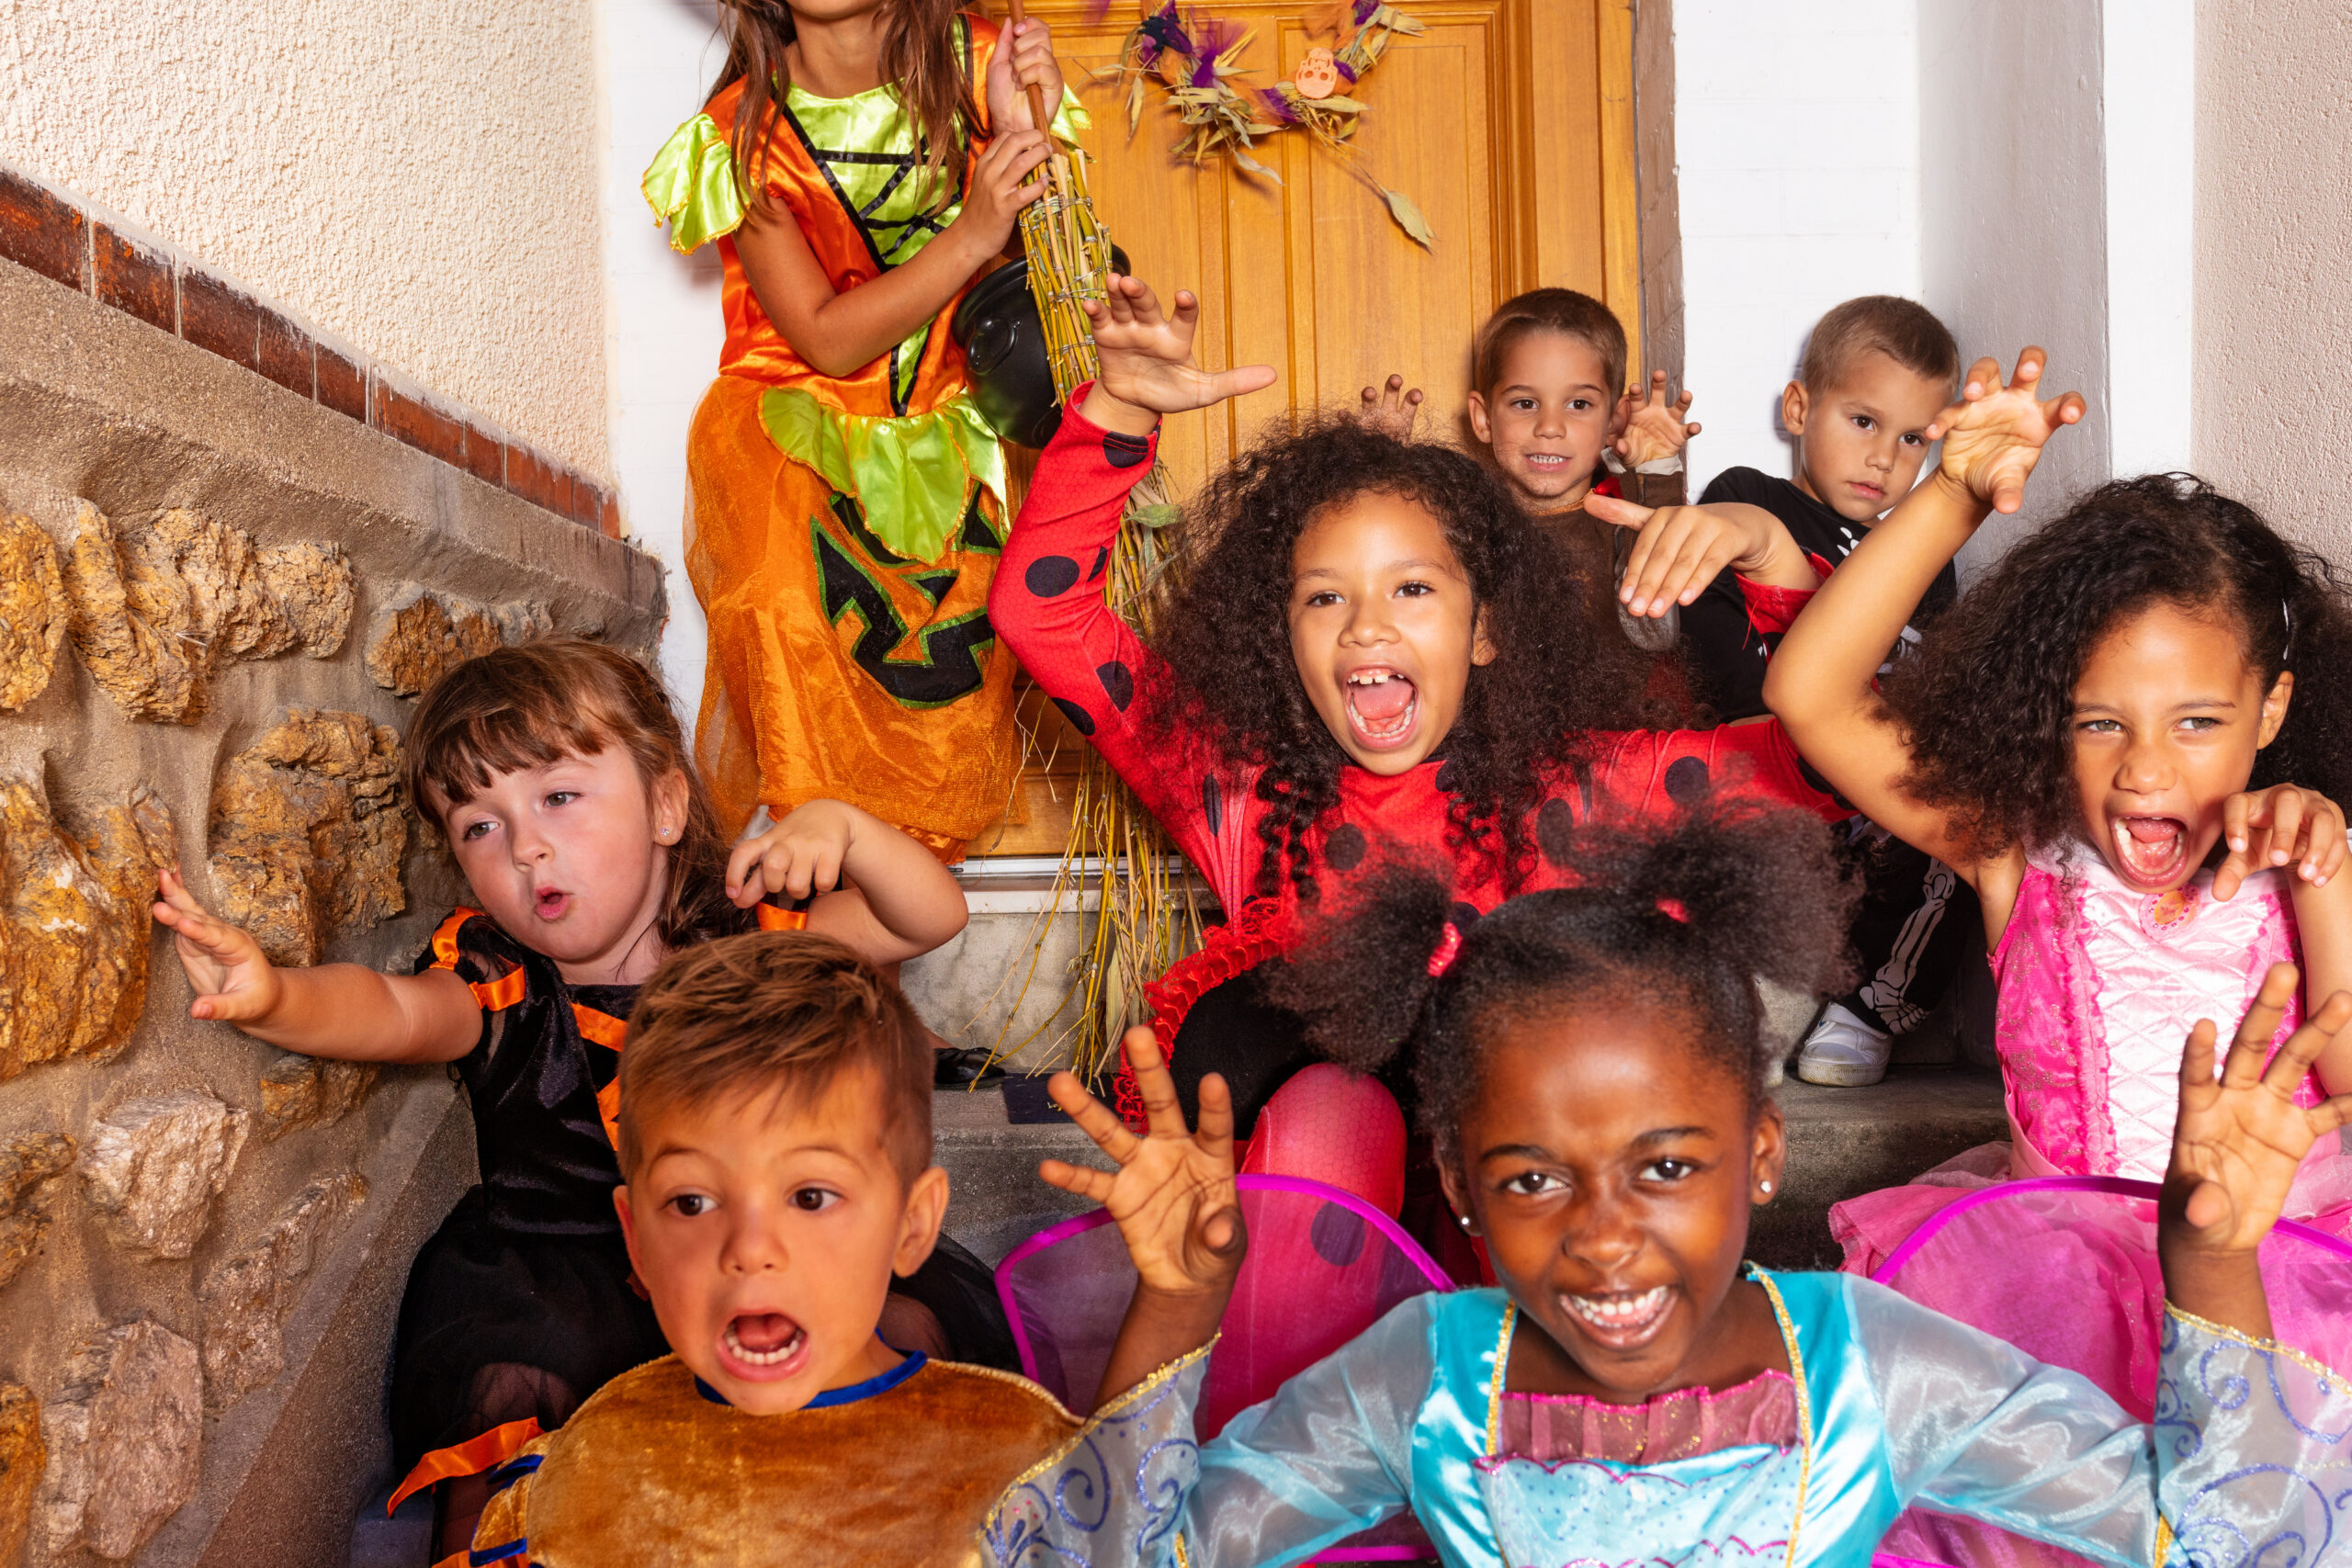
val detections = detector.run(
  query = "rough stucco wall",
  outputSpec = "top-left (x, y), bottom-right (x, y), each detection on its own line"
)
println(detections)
top-left (0, 0), bottom-right (611, 479)
top-left (1918, 0), bottom-right (2111, 577)
top-left (2193, 4), bottom-right (2352, 559)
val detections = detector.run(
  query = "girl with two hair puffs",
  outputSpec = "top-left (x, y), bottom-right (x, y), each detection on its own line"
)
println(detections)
top-left (150, 641), bottom-right (978, 1558)
top-left (985, 799), bottom-right (2352, 1568)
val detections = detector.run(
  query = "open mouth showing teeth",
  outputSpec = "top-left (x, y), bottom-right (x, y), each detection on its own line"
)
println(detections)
top-left (1523, 453), bottom-right (1568, 468)
top-left (1343, 670), bottom-right (1418, 748)
top-left (723, 1313), bottom-right (807, 1371)
top-left (1563, 1285), bottom-right (1673, 1344)
top-left (2111, 816), bottom-right (2190, 887)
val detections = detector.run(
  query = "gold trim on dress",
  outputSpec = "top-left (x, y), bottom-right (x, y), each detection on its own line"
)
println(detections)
top-left (1749, 1268), bottom-right (1815, 1568)
top-left (1000, 1337), bottom-right (1219, 1494)
top-left (2163, 1303), bottom-right (2349, 1387)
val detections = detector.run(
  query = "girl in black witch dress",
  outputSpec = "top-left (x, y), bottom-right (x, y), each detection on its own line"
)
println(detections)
top-left (152, 638), bottom-right (1001, 1557)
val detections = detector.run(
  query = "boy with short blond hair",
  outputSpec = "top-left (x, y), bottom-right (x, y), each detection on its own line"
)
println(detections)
top-left (1679, 293), bottom-right (1974, 1087)
top-left (469, 934), bottom-right (1199, 1567)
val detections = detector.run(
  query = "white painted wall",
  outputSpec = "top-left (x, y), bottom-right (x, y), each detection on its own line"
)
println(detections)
top-left (1917, 1), bottom-right (2111, 570)
top-left (2192, 1), bottom-right (2352, 561)
top-left (1670, 1), bottom-right (1921, 499)
top-left (595, 0), bottom-right (728, 716)
top-left (1, 0), bottom-right (613, 476)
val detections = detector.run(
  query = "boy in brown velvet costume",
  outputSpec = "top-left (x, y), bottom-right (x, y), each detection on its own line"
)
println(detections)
top-left (467, 932), bottom-right (1207, 1566)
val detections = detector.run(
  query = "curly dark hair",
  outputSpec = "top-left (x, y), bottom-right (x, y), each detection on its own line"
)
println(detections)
top-left (1266, 801), bottom-right (1857, 1163)
top-left (1879, 473), bottom-right (2352, 858)
top-left (1142, 415), bottom-right (1667, 906)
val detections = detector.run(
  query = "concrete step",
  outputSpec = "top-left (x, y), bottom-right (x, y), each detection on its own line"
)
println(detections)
top-left (934, 1064), bottom-right (2007, 1273)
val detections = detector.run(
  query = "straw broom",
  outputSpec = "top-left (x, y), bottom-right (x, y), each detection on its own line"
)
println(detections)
top-left (991, 0), bottom-right (1201, 1085)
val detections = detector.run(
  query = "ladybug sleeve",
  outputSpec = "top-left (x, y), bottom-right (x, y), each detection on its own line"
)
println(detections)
top-left (992, 392), bottom-right (1254, 897)
top-left (1586, 719), bottom-right (1851, 824)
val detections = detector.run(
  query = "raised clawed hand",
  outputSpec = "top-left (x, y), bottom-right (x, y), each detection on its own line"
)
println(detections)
top-left (1084, 275), bottom-right (1276, 423)
top-left (1357, 373), bottom-right (1425, 440)
top-left (2213, 785), bottom-right (2348, 901)
top-left (1613, 371), bottom-right (1701, 468)
top-left (2165, 964), bottom-right (2352, 1258)
top-left (1583, 493), bottom-right (1815, 616)
top-left (1039, 1025), bottom-right (1247, 1302)
top-left (1929, 349), bottom-right (2086, 516)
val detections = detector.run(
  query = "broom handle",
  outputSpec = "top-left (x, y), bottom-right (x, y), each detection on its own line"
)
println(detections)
top-left (1003, 0), bottom-right (1056, 136)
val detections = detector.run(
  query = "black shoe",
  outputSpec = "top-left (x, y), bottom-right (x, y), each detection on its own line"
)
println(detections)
top-left (933, 1046), bottom-right (1006, 1088)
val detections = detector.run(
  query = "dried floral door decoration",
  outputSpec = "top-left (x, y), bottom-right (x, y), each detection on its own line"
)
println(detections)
top-left (1105, 0), bottom-right (1434, 247)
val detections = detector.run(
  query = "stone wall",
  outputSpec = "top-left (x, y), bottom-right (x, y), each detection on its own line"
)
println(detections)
top-left (0, 236), bottom-right (662, 1568)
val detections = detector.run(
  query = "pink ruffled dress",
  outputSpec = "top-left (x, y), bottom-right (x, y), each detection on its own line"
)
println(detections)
top-left (1830, 840), bottom-right (2352, 1421)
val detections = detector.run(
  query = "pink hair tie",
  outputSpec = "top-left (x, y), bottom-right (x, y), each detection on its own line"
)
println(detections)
top-left (1426, 920), bottom-right (1464, 978)
top-left (1655, 897), bottom-right (1689, 923)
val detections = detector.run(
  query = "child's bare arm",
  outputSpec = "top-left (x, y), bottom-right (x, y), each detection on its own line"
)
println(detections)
top-left (735, 130), bottom-right (1051, 378)
top-left (1078, 274), bottom-right (1275, 437)
top-left (152, 868), bottom-right (481, 1063)
top-left (2213, 785), bottom-right (2352, 1090)
top-left (1764, 350), bottom-right (2085, 881)
top-left (1041, 1027), bottom-right (1244, 1410)
top-left (728, 800), bottom-right (967, 964)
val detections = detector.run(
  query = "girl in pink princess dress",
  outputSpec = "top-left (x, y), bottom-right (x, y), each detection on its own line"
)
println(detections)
top-left (1765, 349), bottom-right (2352, 1411)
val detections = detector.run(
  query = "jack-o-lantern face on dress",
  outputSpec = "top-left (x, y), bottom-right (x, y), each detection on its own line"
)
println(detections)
top-left (1294, 47), bottom-right (1340, 99)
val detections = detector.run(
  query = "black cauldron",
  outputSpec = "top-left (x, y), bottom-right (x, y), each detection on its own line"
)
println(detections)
top-left (951, 246), bottom-right (1129, 449)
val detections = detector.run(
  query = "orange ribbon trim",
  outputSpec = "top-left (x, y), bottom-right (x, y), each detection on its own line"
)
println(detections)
top-left (388, 1416), bottom-right (543, 1516)
top-left (756, 903), bottom-right (809, 932)
top-left (428, 908), bottom-right (528, 1011)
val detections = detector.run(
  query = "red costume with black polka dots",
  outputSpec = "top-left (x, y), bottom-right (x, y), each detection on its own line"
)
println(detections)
top-left (991, 395), bottom-right (1845, 1129)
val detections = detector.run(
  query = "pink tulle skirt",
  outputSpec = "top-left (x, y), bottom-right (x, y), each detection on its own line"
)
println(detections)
top-left (1843, 1166), bottom-right (2352, 1568)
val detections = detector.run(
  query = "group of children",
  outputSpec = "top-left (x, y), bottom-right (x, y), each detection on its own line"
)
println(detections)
top-left (139, 1), bottom-right (2352, 1562)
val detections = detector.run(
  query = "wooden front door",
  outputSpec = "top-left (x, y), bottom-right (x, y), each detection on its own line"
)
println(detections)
top-left (970, 0), bottom-right (1640, 855)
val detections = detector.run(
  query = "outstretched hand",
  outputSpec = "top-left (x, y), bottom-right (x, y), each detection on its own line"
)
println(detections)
top-left (1079, 275), bottom-right (1276, 436)
top-left (1585, 494), bottom-right (1819, 615)
top-left (2160, 964), bottom-right (2352, 1334)
top-left (152, 866), bottom-right (285, 1024)
top-left (1928, 348), bottom-right (2086, 516)
top-left (1041, 1025), bottom-right (1246, 1302)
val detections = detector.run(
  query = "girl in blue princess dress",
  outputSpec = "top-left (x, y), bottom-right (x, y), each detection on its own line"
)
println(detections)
top-left (986, 801), bottom-right (2352, 1568)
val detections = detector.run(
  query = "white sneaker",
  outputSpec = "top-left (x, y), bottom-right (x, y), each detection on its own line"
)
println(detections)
top-left (1796, 1003), bottom-right (1892, 1087)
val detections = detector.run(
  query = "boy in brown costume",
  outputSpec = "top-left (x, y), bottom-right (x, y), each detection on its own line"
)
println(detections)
top-left (469, 933), bottom-right (1202, 1565)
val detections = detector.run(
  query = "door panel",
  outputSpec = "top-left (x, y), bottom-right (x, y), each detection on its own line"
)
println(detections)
top-left (970, 0), bottom-right (1636, 856)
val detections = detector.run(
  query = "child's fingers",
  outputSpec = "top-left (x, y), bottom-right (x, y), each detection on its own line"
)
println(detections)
top-left (190, 986), bottom-right (274, 1024)
top-left (1046, 1070), bottom-right (1141, 1165)
top-left (1136, 286), bottom-right (1177, 333)
top-left (2181, 1176), bottom-right (2233, 1235)
top-left (1959, 355), bottom-right (2004, 400)
top-left (2177, 1017), bottom-right (2222, 1097)
top-left (2044, 389), bottom-right (2087, 427)
top-left (2223, 963), bottom-right (2303, 1088)
top-left (1206, 364), bottom-right (1278, 400)
top-left (2308, 804), bottom-right (2346, 884)
top-left (2005, 347), bottom-right (2047, 393)
top-left (1036, 1158), bottom-right (1117, 1204)
top-left (1682, 420), bottom-right (1702, 438)
top-left (1194, 1070), bottom-right (1236, 1163)
top-left (724, 837), bottom-right (763, 902)
top-left (2267, 789), bottom-right (2307, 865)
top-left (2263, 987), bottom-right (2352, 1095)
top-left (1121, 1025), bottom-right (1191, 1141)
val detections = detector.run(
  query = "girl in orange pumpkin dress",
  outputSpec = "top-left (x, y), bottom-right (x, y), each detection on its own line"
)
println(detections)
top-left (643, 0), bottom-right (1079, 859)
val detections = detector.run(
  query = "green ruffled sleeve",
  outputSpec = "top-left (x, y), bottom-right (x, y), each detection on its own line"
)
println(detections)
top-left (641, 113), bottom-right (746, 254)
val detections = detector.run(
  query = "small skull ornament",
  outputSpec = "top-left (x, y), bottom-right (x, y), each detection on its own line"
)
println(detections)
top-left (1294, 47), bottom-right (1340, 99)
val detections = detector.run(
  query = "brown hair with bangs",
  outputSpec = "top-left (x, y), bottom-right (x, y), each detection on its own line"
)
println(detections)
top-left (403, 637), bottom-right (755, 954)
top-left (715, 0), bottom-right (983, 218)
top-left (615, 931), bottom-right (933, 1183)
top-left (1800, 296), bottom-right (1961, 399)
top-left (1472, 288), bottom-right (1630, 401)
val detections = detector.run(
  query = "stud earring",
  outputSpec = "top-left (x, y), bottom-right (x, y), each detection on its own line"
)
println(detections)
top-left (1455, 1213), bottom-right (1472, 1230)
top-left (1758, 1179), bottom-right (1774, 1195)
